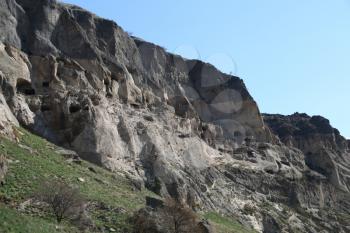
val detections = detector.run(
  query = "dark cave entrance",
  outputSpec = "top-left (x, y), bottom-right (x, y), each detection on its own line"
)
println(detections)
top-left (69, 104), bottom-right (81, 114)
top-left (16, 79), bottom-right (35, 95)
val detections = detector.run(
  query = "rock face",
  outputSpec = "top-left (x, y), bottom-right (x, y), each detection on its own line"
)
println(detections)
top-left (0, 43), bottom-right (21, 138)
top-left (0, 0), bottom-right (349, 232)
top-left (0, 154), bottom-right (7, 185)
top-left (263, 113), bottom-right (350, 192)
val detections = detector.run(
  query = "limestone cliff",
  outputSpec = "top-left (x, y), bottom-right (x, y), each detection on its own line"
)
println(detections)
top-left (0, 0), bottom-right (349, 232)
top-left (264, 113), bottom-right (350, 192)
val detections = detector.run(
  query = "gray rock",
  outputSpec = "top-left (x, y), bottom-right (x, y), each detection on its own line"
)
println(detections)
top-left (0, 1), bottom-right (349, 232)
top-left (146, 196), bottom-right (163, 209)
top-left (198, 220), bottom-right (216, 233)
top-left (0, 154), bottom-right (7, 185)
top-left (55, 148), bottom-right (79, 158)
top-left (262, 214), bottom-right (281, 233)
top-left (264, 113), bottom-right (350, 192)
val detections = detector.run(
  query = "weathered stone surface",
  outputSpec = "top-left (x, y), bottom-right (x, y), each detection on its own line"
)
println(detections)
top-left (264, 113), bottom-right (350, 192)
top-left (0, 154), bottom-right (7, 185)
top-left (0, 91), bottom-right (19, 138)
top-left (0, 1), bottom-right (349, 232)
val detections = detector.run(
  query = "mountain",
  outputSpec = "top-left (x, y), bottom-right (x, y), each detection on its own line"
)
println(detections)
top-left (0, 0), bottom-right (349, 232)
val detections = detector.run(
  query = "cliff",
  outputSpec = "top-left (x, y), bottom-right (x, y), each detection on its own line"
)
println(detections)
top-left (264, 113), bottom-right (350, 192)
top-left (0, 0), bottom-right (349, 232)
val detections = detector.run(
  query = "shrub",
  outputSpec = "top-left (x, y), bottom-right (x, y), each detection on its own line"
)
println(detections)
top-left (242, 203), bottom-right (256, 216)
top-left (133, 209), bottom-right (159, 233)
top-left (162, 198), bottom-right (200, 233)
top-left (34, 180), bottom-right (85, 223)
top-left (133, 198), bottom-right (205, 233)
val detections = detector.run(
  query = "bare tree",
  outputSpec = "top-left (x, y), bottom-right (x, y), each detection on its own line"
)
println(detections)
top-left (35, 180), bottom-right (84, 223)
top-left (162, 198), bottom-right (200, 233)
top-left (133, 209), bottom-right (159, 233)
top-left (133, 198), bottom-right (203, 233)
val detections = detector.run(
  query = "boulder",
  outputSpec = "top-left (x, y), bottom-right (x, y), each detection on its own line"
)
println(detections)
top-left (0, 154), bottom-right (8, 185)
top-left (197, 220), bottom-right (216, 233)
top-left (262, 214), bottom-right (281, 233)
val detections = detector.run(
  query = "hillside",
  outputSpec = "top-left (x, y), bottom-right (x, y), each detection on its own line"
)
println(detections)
top-left (0, 0), bottom-right (349, 232)
top-left (0, 128), bottom-right (256, 232)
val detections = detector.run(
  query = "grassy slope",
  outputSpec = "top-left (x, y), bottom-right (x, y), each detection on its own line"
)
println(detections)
top-left (0, 128), bottom-right (256, 233)
top-left (0, 204), bottom-right (78, 233)
top-left (204, 212), bottom-right (257, 233)
top-left (0, 128), bottom-right (156, 232)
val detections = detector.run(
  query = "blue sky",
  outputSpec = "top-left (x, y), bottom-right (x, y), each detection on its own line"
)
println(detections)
top-left (62, 0), bottom-right (350, 138)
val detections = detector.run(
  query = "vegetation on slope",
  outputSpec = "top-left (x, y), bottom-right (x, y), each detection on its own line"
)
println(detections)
top-left (0, 204), bottom-right (78, 233)
top-left (204, 212), bottom-right (257, 233)
top-left (0, 128), bottom-right (155, 232)
top-left (0, 128), bottom-right (257, 233)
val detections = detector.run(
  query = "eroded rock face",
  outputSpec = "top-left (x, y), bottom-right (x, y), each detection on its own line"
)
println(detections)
top-left (0, 90), bottom-right (19, 138)
top-left (264, 113), bottom-right (350, 192)
top-left (0, 0), bottom-right (272, 169)
top-left (0, 0), bottom-right (349, 232)
top-left (0, 43), bottom-right (23, 138)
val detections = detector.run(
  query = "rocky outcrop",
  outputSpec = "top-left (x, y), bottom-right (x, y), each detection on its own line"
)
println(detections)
top-left (0, 0), bottom-right (349, 232)
top-left (0, 0), bottom-right (273, 172)
top-left (0, 0), bottom-right (272, 152)
top-left (0, 43), bottom-right (22, 138)
top-left (0, 90), bottom-right (19, 138)
top-left (263, 113), bottom-right (350, 192)
top-left (0, 154), bottom-right (7, 185)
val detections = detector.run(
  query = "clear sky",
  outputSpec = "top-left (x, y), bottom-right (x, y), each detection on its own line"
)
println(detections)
top-left (62, 0), bottom-right (350, 138)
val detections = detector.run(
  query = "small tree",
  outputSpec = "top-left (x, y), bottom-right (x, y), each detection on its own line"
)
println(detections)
top-left (133, 198), bottom-right (203, 233)
top-left (162, 198), bottom-right (200, 233)
top-left (35, 180), bottom-right (84, 223)
top-left (133, 209), bottom-right (159, 233)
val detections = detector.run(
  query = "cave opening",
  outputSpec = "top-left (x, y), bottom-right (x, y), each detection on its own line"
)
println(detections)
top-left (42, 81), bottom-right (50, 88)
top-left (16, 79), bottom-right (35, 95)
top-left (69, 104), bottom-right (81, 114)
top-left (41, 105), bottom-right (51, 112)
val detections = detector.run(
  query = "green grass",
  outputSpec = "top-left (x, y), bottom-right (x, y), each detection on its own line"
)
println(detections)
top-left (204, 212), bottom-right (257, 233)
top-left (0, 128), bottom-right (255, 233)
top-left (0, 204), bottom-right (78, 233)
top-left (0, 128), bottom-right (156, 232)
